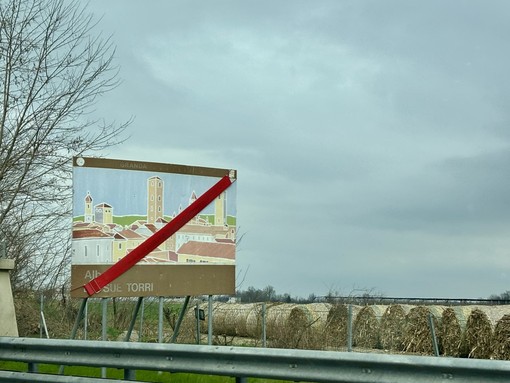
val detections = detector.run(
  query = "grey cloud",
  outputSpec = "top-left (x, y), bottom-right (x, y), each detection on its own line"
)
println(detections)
top-left (86, 0), bottom-right (510, 298)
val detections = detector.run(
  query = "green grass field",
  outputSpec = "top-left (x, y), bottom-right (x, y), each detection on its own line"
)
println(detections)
top-left (73, 214), bottom-right (236, 226)
top-left (0, 361), bottom-right (285, 382)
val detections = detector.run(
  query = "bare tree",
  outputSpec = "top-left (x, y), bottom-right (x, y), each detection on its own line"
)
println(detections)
top-left (0, 0), bottom-right (129, 291)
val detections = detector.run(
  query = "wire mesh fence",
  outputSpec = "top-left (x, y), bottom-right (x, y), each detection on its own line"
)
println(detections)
top-left (29, 294), bottom-right (510, 360)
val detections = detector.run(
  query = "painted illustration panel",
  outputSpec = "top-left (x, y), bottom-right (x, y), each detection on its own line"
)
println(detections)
top-left (70, 157), bottom-right (237, 297)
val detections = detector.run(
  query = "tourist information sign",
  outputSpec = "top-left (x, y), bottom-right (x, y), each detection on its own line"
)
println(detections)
top-left (70, 157), bottom-right (237, 298)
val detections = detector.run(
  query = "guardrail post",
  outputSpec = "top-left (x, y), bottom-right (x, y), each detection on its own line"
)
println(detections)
top-left (124, 368), bottom-right (136, 381)
top-left (235, 377), bottom-right (248, 383)
top-left (28, 362), bottom-right (38, 374)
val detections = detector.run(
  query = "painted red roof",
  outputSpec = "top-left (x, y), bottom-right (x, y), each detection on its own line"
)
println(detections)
top-left (144, 223), bottom-right (158, 233)
top-left (115, 229), bottom-right (144, 240)
top-left (177, 241), bottom-right (235, 260)
top-left (95, 203), bottom-right (112, 208)
top-left (73, 229), bottom-right (111, 239)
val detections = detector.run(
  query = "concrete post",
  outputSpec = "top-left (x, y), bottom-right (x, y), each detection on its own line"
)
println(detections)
top-left (0, 259), bottom-right (18, 336)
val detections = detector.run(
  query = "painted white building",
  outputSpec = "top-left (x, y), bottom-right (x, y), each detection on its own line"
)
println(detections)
top-left (175, 232), bottom-right (215, 251)
top-left (72, 229), bottom-right (113, 264)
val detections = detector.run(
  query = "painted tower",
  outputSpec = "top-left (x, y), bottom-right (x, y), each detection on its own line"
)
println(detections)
top-left (147, 176), bottom-right (164, 224)
top-left (189, 191), bottom-right (197, 206)
top-left (84, 192), bottom-right (93, 223)
top-left (189, 191), bottom-right (199, 223)
top-left (214, 192), bottom-right (227, 226)
top-left (95, 203), bottom-right (113, 224)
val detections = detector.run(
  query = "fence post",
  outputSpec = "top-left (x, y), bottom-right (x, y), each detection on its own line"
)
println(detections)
top-left (84, 299), bottom-right (88, 340)
top-left (139, 298), bottom-right (145, 342)
top-left (40, 294), bottom-right (44, 339)
top-left (158, 297), bottom-right (164, 343)
top-left (40, 311), bottom-right (49, 339)
top-left (262, 303), bottom-right (267, 348)
top-left (125, 297), bottom-right (143, 342)
top-left (347, 304), bottom-right (353, 352)
top-left (170, 296), bottom-right (190, 343)
top-left (101, 298), bottom-right (108, 378)
top-left (428, 313), bottom-right (440, 357)
top-left (195, 302), bottom-right (201, 344)
top-left (208, 295), bottom-right (213, 345)
top-left (39, 294), bottom-right (49, 339)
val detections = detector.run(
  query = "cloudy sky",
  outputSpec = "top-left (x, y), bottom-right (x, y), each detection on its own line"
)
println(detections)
top-left (85, 0), bottom-right (510, 299)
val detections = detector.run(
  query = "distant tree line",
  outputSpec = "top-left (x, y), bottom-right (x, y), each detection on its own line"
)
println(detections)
top-left (215, 285), bottom-right (317, 304)
top-left (226, 285), bottom-right (382, 304)
top-left (488, 291), bottom-right (510, 301)
top-left (221, 287), bottom-right (510, 304)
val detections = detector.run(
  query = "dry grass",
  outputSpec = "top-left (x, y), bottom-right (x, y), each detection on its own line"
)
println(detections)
top-left (324, 304), bottom-right (347, 348)
top-left (264, 303), bottom-right (298, 348)
top-left (464, 305), bottom-right (510, 360)
top-left (403, 306), bottom-right (444, 355)
top-left (380, 304), bottom-right (412, 351)
top-left (208, 302), bottom-right (243, 336)
top-left (289, 303), bottom-right (331, 350)
top-left (492, 314), bottom-right (510, 360)
top-left (465, 308), bottom-right (493, 359)
top-left (16, 295), bottom-right (510, 360)
top-left (440, 306), bottom-right (471, 357)
top-left (245, 303), bottom-right (265, 338)
top-left (324, 304), bottom-right (362, 349)
top-left (353, 305), bottom-right (386, 349)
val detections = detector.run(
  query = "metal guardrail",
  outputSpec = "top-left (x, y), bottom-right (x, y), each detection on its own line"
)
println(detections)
top-left (1, 337), bottom-right (510, 382)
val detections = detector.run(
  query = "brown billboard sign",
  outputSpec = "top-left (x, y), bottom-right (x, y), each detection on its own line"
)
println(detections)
top-left (71, 157), bottom-right (237, 298)
top-left (71, 264), bottom-right (235, 298)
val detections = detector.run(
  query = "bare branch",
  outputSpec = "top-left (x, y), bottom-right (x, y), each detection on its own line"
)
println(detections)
top-left (0, 0), bottom-right (130, 291)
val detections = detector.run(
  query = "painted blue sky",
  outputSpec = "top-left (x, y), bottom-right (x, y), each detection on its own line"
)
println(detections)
top-left (73, 166), bottom-right (237, 218)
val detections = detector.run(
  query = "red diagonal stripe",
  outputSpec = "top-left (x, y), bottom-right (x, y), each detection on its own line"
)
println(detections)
top-left (83, 175), bottom-right (234, 296)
